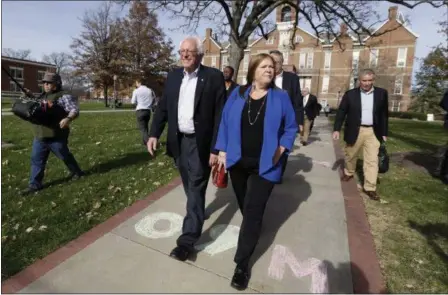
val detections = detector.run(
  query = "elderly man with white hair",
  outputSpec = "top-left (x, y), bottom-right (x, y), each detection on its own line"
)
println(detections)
top-left (147, 36), bottom-right (226, 261)
top-left (300, 87), bottom-right (318, 145)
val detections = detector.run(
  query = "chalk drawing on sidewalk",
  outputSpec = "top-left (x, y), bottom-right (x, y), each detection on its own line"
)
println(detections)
top-left (312, 160), bottom-right (332, 168)
top-left (268, 245), bottom-right (329, 293)
top-left (195, 224), bottom-right (240, 255)
top-left (134, 211), bottom-right (183, 239)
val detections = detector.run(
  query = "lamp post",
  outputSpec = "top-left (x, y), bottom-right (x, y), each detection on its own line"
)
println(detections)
top-left (113, 74), bottom-right (118, 109)
top-left (337, 90), bottom-right (341, 107)
top-left (354, 77), bottom-right (358, 88)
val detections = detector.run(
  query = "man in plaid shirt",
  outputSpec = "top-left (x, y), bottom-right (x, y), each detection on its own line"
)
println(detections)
top-left (21, 72), bottom-right (85, 195)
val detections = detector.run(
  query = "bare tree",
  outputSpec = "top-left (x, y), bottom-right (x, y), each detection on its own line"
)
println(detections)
top-left (117, 0), bottom-right (446, 78)
top-left (42, 52), bottom-right (71, 74)
top-left (71, 1), bottom-right (127, 106)
top-left (1, 48), bottom-right (33, 60)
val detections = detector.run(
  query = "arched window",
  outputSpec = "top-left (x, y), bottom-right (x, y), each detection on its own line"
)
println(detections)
top-left (281, 6), bottom-right (292, 22)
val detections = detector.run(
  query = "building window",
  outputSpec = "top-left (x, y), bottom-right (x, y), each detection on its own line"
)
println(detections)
top-left (391, 100), bottom-right (401, 112)
top-left (243, 53), bottom-right (249, 71)
top-left (369, 49), bottom-right (379, 67)
top-left (38, 70), bottom-right (46, 82)
top-left (295, 35), bottom-right (303, 43)
top-left (321, 76), bottom-right (330, 93)
top-left (397, 47), bottom-right (407, 68)
top-left (281, 6), bottom-right (292, 22)
top-left (221, 55), bottom-right (228, 71)
top-left (324, 51), bottom-right (332, 70)
top-left (283, 51), bottom-right (289, 65)
top-left (352, 50), bottom-right (360, 71)
top-left (299, 77), bottom-right (312, 90)
top-left (394, 76), bottom-right (403, 94)
top-left (211, 56), bottom-right (216, 67)
top-left (349, 76), bottom-right (355, 89)
top-left (241, 77), bottom-right (247, 85)
top-left (38, 84), bottom-right (44, 93)
top-left (306, 52), bottom-right (314, 69)
top-left (10, 81), bottom-right (24, 92)
top-left (9, 67), bottom-right (24, 80)
top-left (299, 53), bottom-right (306, 69)
top-left (265, 37), bottom-right (274, 45)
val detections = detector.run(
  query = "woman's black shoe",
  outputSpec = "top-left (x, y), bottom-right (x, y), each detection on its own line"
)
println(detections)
top-left (230, 267), bottom-right (250, 290)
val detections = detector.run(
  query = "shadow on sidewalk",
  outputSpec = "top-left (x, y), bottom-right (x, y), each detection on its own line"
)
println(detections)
top-left (250, 154), bottom-right (313, 270)
top-left (323, 260), bottom-right (375, 293)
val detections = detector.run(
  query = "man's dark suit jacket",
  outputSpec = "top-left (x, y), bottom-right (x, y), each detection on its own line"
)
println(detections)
top-left (304, 94), bottom-right (318, 120)
top-left (226, 81), bottom-right (238, 98)
top-left (149, 65), bottom-right (226, 167)
top-left (282, 71), bottom-right (304, 126)
top-left (333, 87), bottom-right (389, 145)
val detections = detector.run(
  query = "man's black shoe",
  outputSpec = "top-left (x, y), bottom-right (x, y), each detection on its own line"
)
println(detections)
top-left (69, 171), bottom-right (86, 180)
top-left (20, 187), bottom-right (41, 196)
top-left (169, 246), bottom-right (191, 261)
top-left (231, 266), bottom-right (250, 290)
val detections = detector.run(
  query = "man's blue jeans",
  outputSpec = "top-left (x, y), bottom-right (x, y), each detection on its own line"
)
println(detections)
top-left (29, 136), bottom-right (83, 189)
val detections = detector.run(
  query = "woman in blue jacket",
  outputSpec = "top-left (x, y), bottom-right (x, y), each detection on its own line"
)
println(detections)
top-left (214, 53), bottom-right (298, 290)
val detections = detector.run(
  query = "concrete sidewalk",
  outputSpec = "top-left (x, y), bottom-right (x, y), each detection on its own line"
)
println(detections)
top-left (2, 116), bottom-right (384, 293)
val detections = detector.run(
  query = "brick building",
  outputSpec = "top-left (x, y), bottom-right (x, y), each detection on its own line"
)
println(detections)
top-left (1, 56), bottom-right (57, 97)
top-left (201, 5), bottom-right (418, 111)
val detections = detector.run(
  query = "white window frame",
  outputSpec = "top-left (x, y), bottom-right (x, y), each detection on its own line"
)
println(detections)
top-left (221, 55), bottom-right (228, 71)
top-left (10, 66), bottom-right (24, 80)
top-left (349, 76), bottom-right (355, 89)
top-left (37, 70), bottom-right (46, 82)
top-left (397, 47), bottom-right (407, 68)
top-left (295, 35), bottom-right (304, 43)
top-left (306, 52), bottom-right (314, 69)
top-left (304, 78), bottom-right (312, 90)
top-left (10, 81), bottom-right (24, 92)
top-left (243, 53), bottom-right (249, 71)
top-left (352, 50), bottom-right (360, 70)
top-left (321, 75), bottom-right (330, 93)
top-left (391, 100), bottom-right (401, 112)
top-left (211, 56), bottom-right (216, 67)
top-left (324, 51), bottom-right (332, 70)
top-left (283, 51), bottom-right (289, 65)
top-left (369, 48), bottom-right (379, 68)
top-left (394, 75), bottom-right (403, 94)
top-left (299, 53), bottom-right (306, 69)
top-left (265, 37), bottom-right (274, 45)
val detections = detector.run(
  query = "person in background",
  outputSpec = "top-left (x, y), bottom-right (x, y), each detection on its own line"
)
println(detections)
top-left (147, 36), bottom-right (226, 262)
top-left (301, 87), bottom-right (318, 145)
top-left (439, 90), bottom-right (448, 183)
top-left (215, 53), bottom-right (298, 290)
top-left (269, 50), bottom-right (303, 180)
top-left (324, 103), bottom-right (331, 117)
top-left (21, 72), bottom-right (85, 195)
top-left (131, 78), bottom-right (155, 145)
top-left (333, 68), bottom-right (389, 201)
top-left (223, 66), bottom-right (239, 98)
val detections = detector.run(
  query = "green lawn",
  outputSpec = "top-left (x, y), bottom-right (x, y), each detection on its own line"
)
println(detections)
top-left (1, 99), bottom-right (134, 111)
top-left (1, 112), bottom-right (177, 281)
top-left (332, 117), bottom-right (448, 293)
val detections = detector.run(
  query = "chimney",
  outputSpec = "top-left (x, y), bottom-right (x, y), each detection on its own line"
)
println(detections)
top-left (206, 28), bottom-right (212, 38)
top-left (388, 6), bottom-right (398, 20)
top-left (340, 23), bottom-right (348, 35)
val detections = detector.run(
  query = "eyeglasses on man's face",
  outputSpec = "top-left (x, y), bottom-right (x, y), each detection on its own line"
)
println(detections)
top-left (178, 49), bottom-right (198, 55)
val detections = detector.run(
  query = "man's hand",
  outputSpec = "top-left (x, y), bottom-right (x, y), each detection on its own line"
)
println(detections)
top-left (333, 131), bottom-right (340, 140)
top-left (59, 118), bottom-right (71, 129)
top-left (299, 125), bottom-right (303, 133)
top-left (215, 151), bottom-right (226, 171)
top-left (147, 137), bottom-right (158, 156)
top-left (209, 153), bottom-right (219, 167)
top-left (273, 146), bottom-right (286, 165)
top-left (382, 136), bottom-right (387, 142)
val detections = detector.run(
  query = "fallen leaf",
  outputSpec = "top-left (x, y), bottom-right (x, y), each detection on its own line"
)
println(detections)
top-left (51, 201), bottom-right (57, 208)
top-left (93, 202), bottom-right (101, 209)
top-left (108, 185), bottom-right (114, 190)
top-left (158, 162), bottom-right (165, 166)
top-left (379, 199), bottom-right (389, 204)
top-left (95, 142), bottom-right (101, 145)
top-left (2, 160), bottom-right (9, 166)
top-left (153, 181), bottom-right (161, 186)
top-left (406, 284), bottom-right (414, 289)
top-left (114, 187), bottom-right (121, 193)
top-left (14, 224), bottom-right (20, 230)
top-left (26, 227), bottom-right (33, 233)
top-left (12, 235), bottom-right (16, 241)
top-left (38, 225), bottom-right (47, 231)
top-left (2, 236), bottom-right (8, 242)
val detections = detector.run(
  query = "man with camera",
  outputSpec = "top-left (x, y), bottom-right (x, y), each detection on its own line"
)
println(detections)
top-left (21, 72), bottom-right (85, 195)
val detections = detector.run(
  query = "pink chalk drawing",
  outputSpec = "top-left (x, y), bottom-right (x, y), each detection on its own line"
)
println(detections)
top-left (268, 245), bottom-right (329, 293)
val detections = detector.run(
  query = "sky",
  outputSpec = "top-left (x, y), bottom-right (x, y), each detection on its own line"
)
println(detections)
top-left (1, 1), bottom-right (446, 84)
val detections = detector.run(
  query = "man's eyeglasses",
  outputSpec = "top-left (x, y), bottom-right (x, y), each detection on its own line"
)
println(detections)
top-left (178, 49), bottom-right (198, 55)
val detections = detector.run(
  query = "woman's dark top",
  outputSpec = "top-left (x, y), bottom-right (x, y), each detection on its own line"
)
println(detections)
top-left (241, 94), bottom-right (267, 162)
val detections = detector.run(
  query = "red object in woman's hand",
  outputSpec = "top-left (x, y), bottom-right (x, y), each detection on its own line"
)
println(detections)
top-left (212, 163), bottom-right (228, 188)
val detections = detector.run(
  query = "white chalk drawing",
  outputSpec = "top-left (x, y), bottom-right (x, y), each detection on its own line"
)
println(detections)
top-left (268, 245), bottom-right (329, 293)
top-left (195, 224), bottom-right (240, 256)
top-left (312, 160), bottom-right (332, 168)
top-left (134, 211), bottom-right (183, 239)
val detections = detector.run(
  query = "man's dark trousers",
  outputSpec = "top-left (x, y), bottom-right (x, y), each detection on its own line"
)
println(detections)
top-left (137, 109), bottom-right (151, 145)
top-left (29, 134), bottom-right (83, 189)
top-left (175, 133), bottom-right (211, 250)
